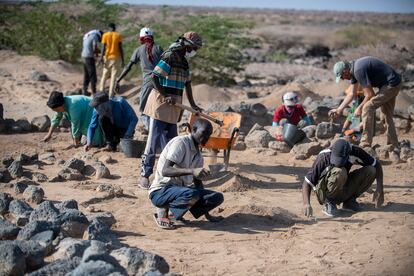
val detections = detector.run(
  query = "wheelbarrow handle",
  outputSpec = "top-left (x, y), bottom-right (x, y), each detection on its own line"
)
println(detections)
top-left (175, 103), bottom-right (224, 126)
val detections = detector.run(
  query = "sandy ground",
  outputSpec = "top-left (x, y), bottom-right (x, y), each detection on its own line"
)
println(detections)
top-left (1, 50), bottom-right (414, 275)
top-left (0, 132), bottom-right (413, 276)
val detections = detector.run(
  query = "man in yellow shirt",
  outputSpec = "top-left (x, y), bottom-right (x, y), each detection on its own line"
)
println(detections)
top-left (99, 23), bottom-right (124, 97)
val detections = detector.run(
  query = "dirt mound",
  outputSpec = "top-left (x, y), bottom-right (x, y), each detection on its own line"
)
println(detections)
top-left (258, 82), bottom-right (322, 109)
top-left (184, 84), bottom-right (231, 105)
top-left (224, 204), bottom-right (298, 227)
top-left (218, 173), bottom-right (257, 192)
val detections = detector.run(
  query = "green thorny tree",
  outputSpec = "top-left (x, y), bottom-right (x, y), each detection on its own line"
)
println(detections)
top-left (0, 0), bottom-right (121, 63)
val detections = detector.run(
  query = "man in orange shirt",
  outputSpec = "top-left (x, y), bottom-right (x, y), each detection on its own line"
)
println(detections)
top-left (99, 23), bottom-right (125, 97)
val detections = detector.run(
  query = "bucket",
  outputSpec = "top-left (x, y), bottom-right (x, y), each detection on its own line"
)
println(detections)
top-left (283, 123), bottom-right (306, 147)
top-left (120, 139), bottom-right (146, 158)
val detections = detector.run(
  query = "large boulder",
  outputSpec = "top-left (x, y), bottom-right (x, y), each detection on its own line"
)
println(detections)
top-left (245, 130), bottom-right (274, 148)
top-left (0, 241), bottom-right (26, 276)
top-left (23, 185), bottom-right (45, 204)
top-left (268, 141), bottom-right (291, 153)
top-left (31, 115), bottom-right (51, 132)
top-left (8, 160), bottom-right (23, 178)
top-left (29, 201), bottom-right (60, 222)
top-left (67, 260), bottom-right (120, 276)
top-left (28, 257), bottom-right (81, 276)
top-left (315, 122), bottom-right (341, 139)
top-left (53, 238), bottom-right (91, 260)
top-left (17, 220), bottom-right (59, 241)
top-left (63, 158), bottom-right (85, 172)
top-left (9, 199), bottom-right (33, 226)
top-left (58, 209), bottom-right (89, 238)
top-left (0, 192), bottom-right (13, 215)
top-left (0, 218), bottom-right (20, 240)
top-left (58, 168), bottom-right (84, 181)
top-left (111, 247), bottom-right (170, 275)
top-left (291, 141), bottom-right (324, 159)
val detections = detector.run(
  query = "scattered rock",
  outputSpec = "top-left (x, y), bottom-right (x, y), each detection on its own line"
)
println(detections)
top-left (246, 123), bottom-right (264, 136)
top-left (29, 201), bottom-right (60, 222)
top-left (39, 153), bottom-right (56, 165)
top-left (9, 199), bottom-right (33, 226)
top-left (55, 199), bottom-right (78, 212)
top-left (31, 70), bottom-right (49, 81)
top-left (92, 162), bottom-right (111, 179)
top-left (23, 185), bottom-right (45, 204)
top-left (88, 212), bottom-right (116, 228)
top-left (0, 192), bottom-right (13, 215)
top-left (393, 118), bottom-right (410, 131)
top-left (68, 260), bottom-right (120, 276)
top-left (0, 241), bottom-right (26, 276)
top-left (54, 238), bottom-right (91, 260)
top-left (11, 240), bottom-right (47, 269)
top-left (14, 181), bottom-right (29, 194)
top-left (250, 103), bottom-right (268, 117)
top-left (58, 209), bottom-right (89, 238)
top-left (28, 257), bottom-right (81, 276)
top-left (232, 141), bottom-right (246, 151)
top-left (268, 141), bottom-right (291, 153)
top-left (245, 130), bottom-right (274, 148)
top-left (58, 167), bottom-right (84, 181)
top-left (389, 150), bottom-right (401, 164)
top-left (2, 156), bottom-right (14, 167)
top-left (83, 219), bottom-right (117, 244)
top-left (302, 125), bottom-right (316, 138)
top-left (31, 115), bottom-right (51, 132)
top-left (111, 247), bottom-right (170, 275)
top-left (0, 218), bottom-right (20, 240)
top-left (32, 172), bottom-right (48, 182)
top-left (246, 92), bottom-right (258, 99)
top-left (291, 141), bottom-right (323, 159)
top-left (63, 158), bottom-right (85, 172)
top-left (315, 122), bottom-right (341, 139)
top-left (400, 147), bottom-right (413, 161)
top-left (13, 118), bottom-right (33, 132)
top-left (8, 160), bottom-right (23, 178)
top-left (99, 155), bottom-right (115, 164)
top-left (16, 153), bottom-right (38, 165)
top-left (30, 230), bottom-right (54, 255)
top-left (0, 167), bottom-right (12, 183)
top-left (17, 220), bottom-right (59, 241)
top-left (81, 240), bottom-right (122, 269)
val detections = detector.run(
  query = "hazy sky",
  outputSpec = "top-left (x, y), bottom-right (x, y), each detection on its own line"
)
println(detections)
top-left (109, 0), bottom-right (414, 13)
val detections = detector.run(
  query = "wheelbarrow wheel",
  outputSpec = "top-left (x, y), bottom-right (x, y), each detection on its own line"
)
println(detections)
top-left (224, 127), bottom-right (240, 170)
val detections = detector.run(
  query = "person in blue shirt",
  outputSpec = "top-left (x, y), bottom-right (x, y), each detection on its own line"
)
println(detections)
top-left (85, 92), bottom-right (138, 151)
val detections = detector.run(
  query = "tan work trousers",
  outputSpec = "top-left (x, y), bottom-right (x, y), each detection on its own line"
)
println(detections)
top-left (99, 58), bottom-right (121, 97)
top-left (360, 84), bottom-right (401, 148)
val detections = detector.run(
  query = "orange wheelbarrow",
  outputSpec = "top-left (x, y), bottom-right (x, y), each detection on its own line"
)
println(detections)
top-left (186, 111), bottom-right (241, 170)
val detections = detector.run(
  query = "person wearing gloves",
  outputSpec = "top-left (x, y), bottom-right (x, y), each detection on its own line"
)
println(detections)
top-left (139, 31), bottom-right (203, 189)
top-left (272, 92), bottom-right (311, 127)
top-left (86, 92), bottom-right (138, 152)
top-left (43, 91), bottom-right (104, 147)
top-left (116, 27), bottom-right (164, 133)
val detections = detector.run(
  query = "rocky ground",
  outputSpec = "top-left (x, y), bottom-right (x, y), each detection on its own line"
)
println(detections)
top-left (1, 6), bottom-right (414, 275)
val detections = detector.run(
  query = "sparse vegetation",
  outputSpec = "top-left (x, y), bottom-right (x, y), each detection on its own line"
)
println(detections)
top-left (333, 25), bottom-right (396, 49)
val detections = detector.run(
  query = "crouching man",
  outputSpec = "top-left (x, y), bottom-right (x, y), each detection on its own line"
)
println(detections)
top-left (302, 139), bottom-right (384, 217)
top-left (149, 118), bottom-right (224, 229)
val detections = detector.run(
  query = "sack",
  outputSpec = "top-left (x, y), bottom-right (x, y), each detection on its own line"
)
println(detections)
top-left (314, 165), bottom-right (333, 205)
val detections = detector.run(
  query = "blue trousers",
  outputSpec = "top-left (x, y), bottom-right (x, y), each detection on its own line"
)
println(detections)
top-left (150, 185), bottom-right (224, 219)
top-left (141, 118), bottom-right (177, 177)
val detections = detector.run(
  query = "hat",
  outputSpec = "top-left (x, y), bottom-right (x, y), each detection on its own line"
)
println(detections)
top-left (333, 61), bottom-right (349, 83)
top-left (183, 31), bottom-right (203, 48)
top-left (90, 92), bottom-right (109, 108)
top-left (330, 139), bottom-right (351, 167)
top-left (282, 92), bottom-right (299, 106)
top-left (47, 91), bottom-right (64, 108)
top-left (139, 27), bottom-right (153, 38)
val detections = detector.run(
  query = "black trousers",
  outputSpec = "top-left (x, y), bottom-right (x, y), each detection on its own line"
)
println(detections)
top-left (83, 57), bottom-right (97, 94)
top-left (99, 116), bottom-right (127, 150)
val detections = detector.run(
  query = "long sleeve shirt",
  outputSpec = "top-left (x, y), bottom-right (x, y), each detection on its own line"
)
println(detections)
top-left (51, 95), bottom-right (104, 146)
top-left (87, 97), bottom-right (138, 144)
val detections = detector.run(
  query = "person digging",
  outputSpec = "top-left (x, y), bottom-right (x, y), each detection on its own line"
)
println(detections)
top-left (149, 118), bottom-right (224, 229)
top-left (302, 139), bottom-right (384, 218)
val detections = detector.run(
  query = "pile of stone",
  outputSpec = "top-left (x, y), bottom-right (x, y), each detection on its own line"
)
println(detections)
top-left (374, 140), bottom-right (414, 164)
top-left (0, 103), bottom-right (52, 134)
top-left (56, 156), bottom-right (111, 181)
top-left (0, 192), bottom-right (172, 275)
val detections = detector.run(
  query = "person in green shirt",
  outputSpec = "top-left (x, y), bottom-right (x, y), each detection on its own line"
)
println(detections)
top-left (42, 91), bottom-right (104, 147)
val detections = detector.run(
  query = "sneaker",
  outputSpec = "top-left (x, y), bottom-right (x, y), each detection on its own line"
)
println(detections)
top-left (138, 177), bottom-right (150, 189)
top-left (342, 198), bottom-right (362, 212)
top-left (322, 200), bottom-right (338, 217)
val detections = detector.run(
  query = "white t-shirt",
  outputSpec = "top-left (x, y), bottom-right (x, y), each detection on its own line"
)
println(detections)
top-left (149, 135), bottom-right (203, 194)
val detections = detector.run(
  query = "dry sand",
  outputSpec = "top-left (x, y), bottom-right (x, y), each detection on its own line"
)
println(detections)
top-left (1, 50), bottom-right (414, 275)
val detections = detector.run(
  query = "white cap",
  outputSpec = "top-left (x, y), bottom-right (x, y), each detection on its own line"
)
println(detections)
top-left (139, 27), bottom-right (153, 38)
top-left (283, 92), bottom-right (299, 106)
